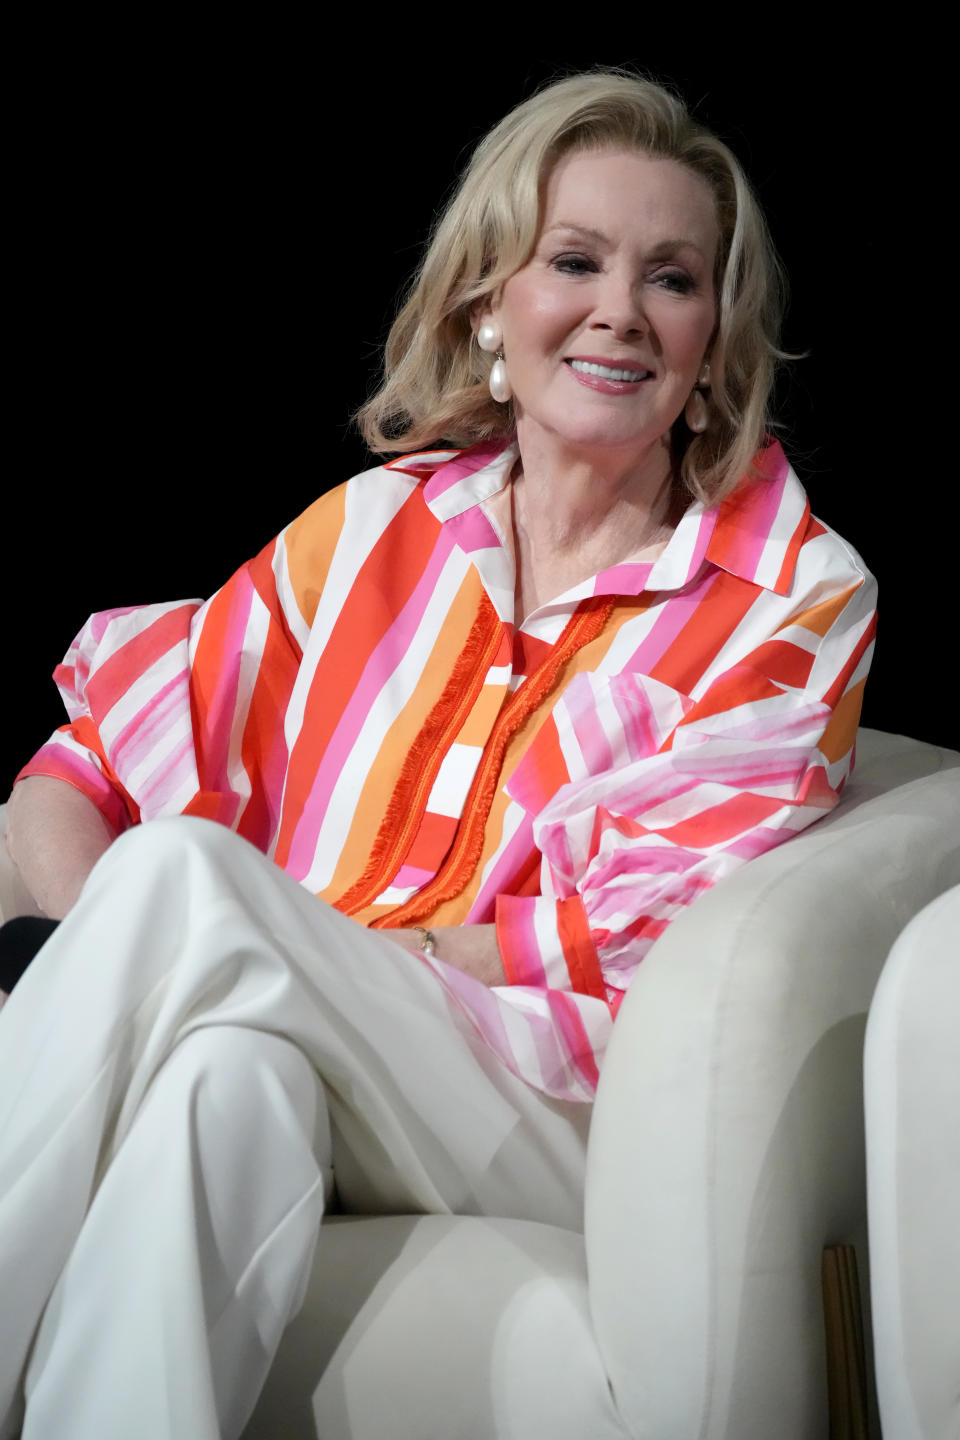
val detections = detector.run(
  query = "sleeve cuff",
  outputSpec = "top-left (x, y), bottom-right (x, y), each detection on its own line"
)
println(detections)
top-left (17, 733), bottom-right (139, 835)
top-left (495, 893), bottom-right (607, 1002)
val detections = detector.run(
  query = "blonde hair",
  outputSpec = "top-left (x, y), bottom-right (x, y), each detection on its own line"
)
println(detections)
top-left (355, 70), bottom-right (787, 504)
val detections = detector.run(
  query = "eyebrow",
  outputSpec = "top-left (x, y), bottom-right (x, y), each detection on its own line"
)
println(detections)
top-left (543, 223), bottom-right (710, 259)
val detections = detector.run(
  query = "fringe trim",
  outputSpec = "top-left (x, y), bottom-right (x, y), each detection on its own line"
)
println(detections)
top-left (374, 596), bottom-right (615, 930)
top-left (335, 592), bottom-right (501, 918)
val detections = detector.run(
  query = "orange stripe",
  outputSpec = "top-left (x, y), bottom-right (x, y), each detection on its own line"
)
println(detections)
top-left (336, 594), bottom-right (502, 917)
top-left (275, 493), bottom-right (442, 870)
top-left (818, 679), bottom-right (865, 764)
top-left (283, 484), bottom-right (347, 629)
top-left (373, 598), bottom-right (614, 930)
top-left (781, 584), bottom-right (860, 640)
top-left (316, 579), bottom-right (485, 906)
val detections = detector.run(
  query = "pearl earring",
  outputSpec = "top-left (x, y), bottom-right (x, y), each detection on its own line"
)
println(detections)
top-left (476, 322), bottom-right (502, 353)
top-left (488, 353), bottom-right (512, 404)
top-left (685, 389), bottom-right (708, 433)
top-left (476, 321), bottom-right (511, 403)
top-left (685, 361), bottom-right (711, 434)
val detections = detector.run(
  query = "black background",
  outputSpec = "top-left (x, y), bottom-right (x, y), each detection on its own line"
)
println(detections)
top-left (5, 32), bottom-right (954, 795)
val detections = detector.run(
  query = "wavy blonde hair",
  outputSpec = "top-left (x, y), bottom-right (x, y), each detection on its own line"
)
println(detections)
top-left (355, 70), bottom-right (787, 504)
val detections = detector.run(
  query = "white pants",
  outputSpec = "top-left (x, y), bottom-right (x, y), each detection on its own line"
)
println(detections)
top-left (0, 818), bottom-right (590, 1440)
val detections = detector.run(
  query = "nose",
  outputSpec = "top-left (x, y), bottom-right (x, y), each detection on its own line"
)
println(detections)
top-left (590, 270), bottom-right (647, 339)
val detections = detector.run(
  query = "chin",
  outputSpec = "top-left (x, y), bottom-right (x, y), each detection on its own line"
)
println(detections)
top-left (547, 422), bottom-right (670, 462)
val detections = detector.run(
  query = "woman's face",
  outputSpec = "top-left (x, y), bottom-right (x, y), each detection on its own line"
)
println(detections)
top-left (481, 147), bottom-right (719, 470)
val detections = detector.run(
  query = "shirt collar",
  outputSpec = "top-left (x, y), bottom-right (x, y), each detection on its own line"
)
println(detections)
top-left (390, 437), bottom-right (810, 600)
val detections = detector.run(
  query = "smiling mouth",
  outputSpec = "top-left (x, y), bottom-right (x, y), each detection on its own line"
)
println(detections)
top-left (567, 359), bottom-right (652, 382)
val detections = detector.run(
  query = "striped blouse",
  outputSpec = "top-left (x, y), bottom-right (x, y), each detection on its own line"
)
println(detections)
top-left (19, 438), bottom-right (877, 1101)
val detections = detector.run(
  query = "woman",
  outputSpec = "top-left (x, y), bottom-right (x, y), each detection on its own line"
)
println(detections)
top-left (0, 71), bottom-right (875, 1437)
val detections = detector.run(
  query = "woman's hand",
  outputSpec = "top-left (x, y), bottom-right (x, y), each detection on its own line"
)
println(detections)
top-left (388, 924), bottom-right (505, 986)
top-left (5, 777), bottom-right (119, 920)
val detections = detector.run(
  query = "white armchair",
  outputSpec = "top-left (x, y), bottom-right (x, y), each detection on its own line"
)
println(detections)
top-left (865, 885), bottom-right (960, 1440)
top-left (3, 729), bottom-right (958, 1437)
top-left (242, 729), bottom-right (959, 1439)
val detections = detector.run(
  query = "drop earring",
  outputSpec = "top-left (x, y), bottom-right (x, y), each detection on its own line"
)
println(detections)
top-left (685, 361), bottom-right (711, 434)
top-left (477, 321), bottom-right (512, 404)
top-left (489, 353), bottom-right (512, 404)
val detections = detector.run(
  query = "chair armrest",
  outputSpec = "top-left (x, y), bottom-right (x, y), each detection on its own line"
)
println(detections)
top-left (585, 738), bottom-right (960, 1438)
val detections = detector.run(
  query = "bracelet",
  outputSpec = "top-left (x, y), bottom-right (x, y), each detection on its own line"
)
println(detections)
top-left (412, 925), bottom-right (437, 958)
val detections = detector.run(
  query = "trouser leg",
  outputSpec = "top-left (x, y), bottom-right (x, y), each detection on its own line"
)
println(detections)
top-left (24, 1027), bottom-right (328, 1440)
top-left (0, 817), bottom-right (589, 1438)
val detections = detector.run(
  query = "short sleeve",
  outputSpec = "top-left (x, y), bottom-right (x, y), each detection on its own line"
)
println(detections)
top-left (16, 530), bottom-right (307, 853)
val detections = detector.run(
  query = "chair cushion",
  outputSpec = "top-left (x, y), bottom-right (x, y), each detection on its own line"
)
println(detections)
top-left (243, 1214), bottom-right (629, 1440)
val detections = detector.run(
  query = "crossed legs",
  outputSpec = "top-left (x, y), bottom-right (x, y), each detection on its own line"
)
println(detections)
top-left (0, 817), bottom-right (589, 1439)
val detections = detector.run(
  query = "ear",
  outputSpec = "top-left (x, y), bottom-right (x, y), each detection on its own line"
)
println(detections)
top-left (469, 296), bottom-right (496, 338)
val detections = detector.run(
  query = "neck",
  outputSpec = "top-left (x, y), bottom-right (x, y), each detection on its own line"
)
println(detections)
top-left (512, 421), bottom-right (675, 553)
top-left (503, 423), bottom-right (679, 622)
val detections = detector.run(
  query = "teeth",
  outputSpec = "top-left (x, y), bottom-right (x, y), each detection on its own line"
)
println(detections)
top-left (570, 360), bottom-right (648, 382)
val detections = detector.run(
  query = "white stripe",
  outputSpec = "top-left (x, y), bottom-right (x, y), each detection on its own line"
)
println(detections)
top-left (273, 532), bottom-right (310, 652)
top-left (427, 744), bottom-right (483, 819)
top-left (299, 554), bottom-right (472, 892)
top-left (223, 592), bottom-right (271, 826)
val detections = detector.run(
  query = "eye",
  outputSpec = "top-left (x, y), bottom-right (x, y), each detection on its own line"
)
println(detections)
top-left (550, 252), bottom-right (599, 276)
top-left (652, 268), bottom-right (696, 295)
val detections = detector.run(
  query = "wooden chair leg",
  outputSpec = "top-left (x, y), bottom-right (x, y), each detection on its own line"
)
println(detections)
top-left (822, 1244), bottom-right (869, 1439)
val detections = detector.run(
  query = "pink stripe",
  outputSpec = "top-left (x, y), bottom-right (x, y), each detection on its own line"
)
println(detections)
top-left (423, 439), bottom-right (509, 501)
top-left (202, 578), bottom-right (255, 800)
top-left (17, 744), bottom-right (132, 832)
top-left (714, 470), bottom-right (788, 579)
top-left (594, 561), bottom-right (653, 595)
top-left (568, 691), bottom-right (614, 777)
top-left (547, 990), bottom-right (600, 1093)
top-left (458, 977), bottom-right (578, 1098)
top-left (467, 815), bottom-right (538, 922)
top-left (683, 511), bottom-right (716, 585)
top-left (420, 960), bottom-right (575, 1097)
top-left (86, 604), bottom-right (148, 646)
top-left (285, 528), bottom-right (458, 878)
top-left (110, 671), bottom-right (190, 770)
top-left (626, 569), bottom-right (720, 674)
top-left (755, 439), bottom-right (790, 486)
top-left (391, 863), bottom-right (435, 889)
top-left (257, 725), bottom-right (292, 840)
top-left (609, 678), bottom-right (664, 762)
top-left (136, 732), bottom-right (198, 814)
top-left (497, 895), bottom-right (548, 988)
top-left (725, 825), bottom-right (790, 860)
top-left (445, 506), bottom-right (502, 553)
